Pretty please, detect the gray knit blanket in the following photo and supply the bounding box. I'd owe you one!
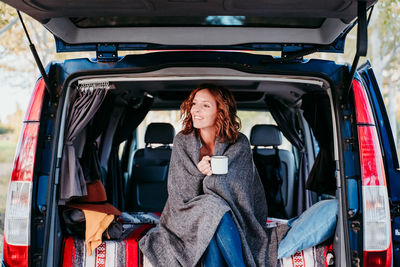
[139,131,289,267]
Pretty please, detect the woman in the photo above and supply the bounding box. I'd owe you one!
[139,84,288,267]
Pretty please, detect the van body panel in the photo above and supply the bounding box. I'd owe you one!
[54,52,348,89]
[1,46,396,267]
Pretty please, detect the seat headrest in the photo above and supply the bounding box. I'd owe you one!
[145,123,175,144]
[250,124,282,147]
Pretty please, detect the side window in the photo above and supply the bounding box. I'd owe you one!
[136,110,294,150]
[136,110,293,151]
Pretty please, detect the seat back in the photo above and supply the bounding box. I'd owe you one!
[128,123,175,212]
[250,124,295,219]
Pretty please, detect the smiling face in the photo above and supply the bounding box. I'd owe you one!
[190,89,218,132]
[181,84,241,143]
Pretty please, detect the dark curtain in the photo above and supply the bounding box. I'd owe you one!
[301,94,336,195]
[265,96,311,215]
[99,105,126,174]
[80,93,115,184]
[98,95,128,188]
[106,94,154,210]
[60,88,108,203]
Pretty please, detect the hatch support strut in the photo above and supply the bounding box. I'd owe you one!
[347,0,368,94]
[17,11,53,99]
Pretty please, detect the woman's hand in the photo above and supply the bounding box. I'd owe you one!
[197,156,212,176]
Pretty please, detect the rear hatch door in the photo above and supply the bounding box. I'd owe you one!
[358,62,400,262]
[358,62,400,202]
[2,0,377,54]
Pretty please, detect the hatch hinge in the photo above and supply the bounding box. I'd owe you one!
[96,44,118,62]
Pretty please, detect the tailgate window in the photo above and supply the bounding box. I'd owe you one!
[71,16,324,28]
[136,110,292,150]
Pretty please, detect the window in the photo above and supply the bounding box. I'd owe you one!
[71,16,324,28]
[137,110,292,151]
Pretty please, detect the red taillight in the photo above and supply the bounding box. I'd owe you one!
[353,79,392,267]
[3,78,45,267]
[11,124,40,183]
[24,78,45,122]
[3,243,29,267]
[364,242,392,267]
[353,79,375,124]
[357,126,386,186]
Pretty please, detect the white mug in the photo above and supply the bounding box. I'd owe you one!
[211,156,228,175]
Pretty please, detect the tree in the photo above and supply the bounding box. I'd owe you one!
[1,0,400,152]
[369,0,400,149]
[314,1,400,154]
[0,126,12,135]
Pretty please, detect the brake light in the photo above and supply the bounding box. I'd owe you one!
[3,78,45,267]
[25,79,45,122]
[353,79,392,267]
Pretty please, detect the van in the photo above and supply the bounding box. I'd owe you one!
[0,0,397,266]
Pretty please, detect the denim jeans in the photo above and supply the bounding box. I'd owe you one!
[203,212,246,267]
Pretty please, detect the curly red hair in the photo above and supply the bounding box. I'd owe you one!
[180,84,241,143]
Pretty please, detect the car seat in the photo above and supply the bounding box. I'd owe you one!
[127,123,175,212]
[250,124,295,219]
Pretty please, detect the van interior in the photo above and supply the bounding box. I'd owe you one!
[41,67,340,265]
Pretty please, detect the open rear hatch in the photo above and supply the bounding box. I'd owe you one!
[2,0,376,55]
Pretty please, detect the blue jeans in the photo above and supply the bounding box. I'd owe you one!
[203,213,246,267]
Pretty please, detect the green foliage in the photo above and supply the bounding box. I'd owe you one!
[0,126,13,135]
[377,0,400,55]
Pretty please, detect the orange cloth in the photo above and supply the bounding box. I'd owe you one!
[82,209,114,256]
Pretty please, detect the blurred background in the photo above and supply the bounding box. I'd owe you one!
[0,0,399,256]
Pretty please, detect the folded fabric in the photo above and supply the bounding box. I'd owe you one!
[119,212,160,225]
[278,199,338,258]
[62,224,153,267]
[82,209,114,256]
[266,217,289,228]
[279,242,334,267]
[62,208,86,238]
[143,254,154,267]
[106,219,124,240]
